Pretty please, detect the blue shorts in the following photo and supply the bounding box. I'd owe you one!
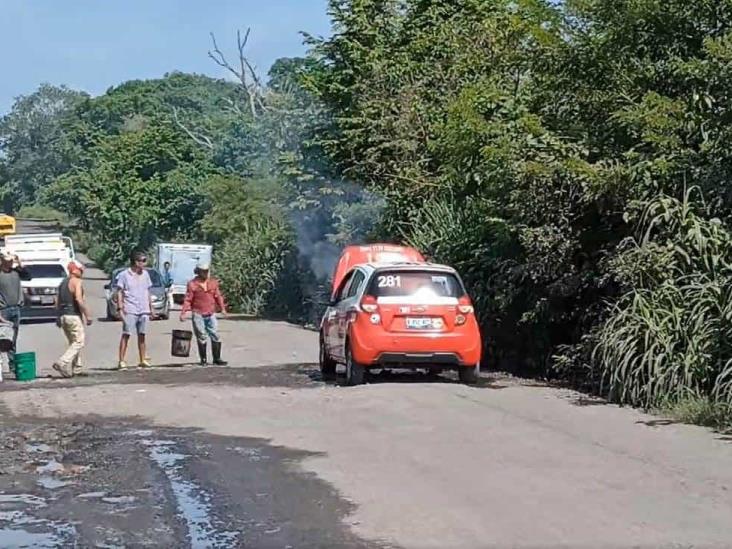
[122,313,149,336]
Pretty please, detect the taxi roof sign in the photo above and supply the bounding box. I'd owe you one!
[331,243,425,295]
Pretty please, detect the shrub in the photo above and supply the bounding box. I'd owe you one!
[16,205,69,224]
[214,218,298,317]
[591,189,732,410]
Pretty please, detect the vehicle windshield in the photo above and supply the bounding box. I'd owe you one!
[25,264,66,279]
[111,268,163,287]
[368,270,464,298]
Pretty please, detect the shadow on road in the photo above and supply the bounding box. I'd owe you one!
[568,396,608,407]
[306,366,509,389]
[20,318,56,326]
[1,363,509,392]
[0,363,323,392]
[636,419,680,427]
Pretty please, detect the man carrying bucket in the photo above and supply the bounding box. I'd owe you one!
[52,260,93,378]
[180,261,228,366]
[0,249,31,376]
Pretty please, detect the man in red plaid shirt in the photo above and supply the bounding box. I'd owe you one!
[180,261,228,366]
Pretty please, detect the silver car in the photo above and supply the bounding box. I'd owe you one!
[104,267,170,320]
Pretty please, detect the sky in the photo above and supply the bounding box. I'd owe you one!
[0,0,332,114]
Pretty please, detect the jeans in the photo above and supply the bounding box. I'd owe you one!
[192,313,220,344]
[0,306,21,369]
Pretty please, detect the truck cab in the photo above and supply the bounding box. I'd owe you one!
[4,233,75,320]
[0,215,16,238]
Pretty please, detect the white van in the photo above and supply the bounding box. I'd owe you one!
[155,243,213,305]
[4,233,75,320]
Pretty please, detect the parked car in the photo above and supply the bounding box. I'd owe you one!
[105,267,170,320]
[319,244,482,385]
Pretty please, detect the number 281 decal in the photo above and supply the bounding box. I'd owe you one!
[377,275,401,288]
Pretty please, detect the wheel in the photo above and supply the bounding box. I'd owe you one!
[106,303,116,321]
[345,343,365,386]
[160,304,170,320]
[459,363,480,385]
[319,334,336,379]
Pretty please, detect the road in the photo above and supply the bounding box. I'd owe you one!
[1,224,732,548]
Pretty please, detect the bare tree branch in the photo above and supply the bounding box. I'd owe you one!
[172,106,214,150]
[208,27,267,119]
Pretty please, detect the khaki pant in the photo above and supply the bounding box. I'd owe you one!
[58,315,85,371]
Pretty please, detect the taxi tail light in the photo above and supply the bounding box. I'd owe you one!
[360,295,378,313]
[456,296,474,326]
[458,296,474,314]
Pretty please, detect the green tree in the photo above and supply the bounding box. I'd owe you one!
[43,124,212,270]
[306,0,732,416]
[0,84,87,211]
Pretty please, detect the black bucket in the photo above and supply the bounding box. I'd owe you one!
[171,329,193,358]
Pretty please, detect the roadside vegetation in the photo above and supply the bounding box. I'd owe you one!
[1,0,731,428]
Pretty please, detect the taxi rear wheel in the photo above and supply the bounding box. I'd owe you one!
[319,335,336,379]
[345,344,365,386]
[459,363,480,385]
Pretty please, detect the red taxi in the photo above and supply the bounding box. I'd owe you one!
[319,244,482,385]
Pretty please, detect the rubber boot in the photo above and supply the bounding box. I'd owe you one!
[212,341,227,366]
[197,342,208,366]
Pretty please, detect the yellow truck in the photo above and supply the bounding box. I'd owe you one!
[0,215,16,237]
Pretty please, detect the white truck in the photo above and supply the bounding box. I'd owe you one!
[4,233,75,320]
[155,242,213,305]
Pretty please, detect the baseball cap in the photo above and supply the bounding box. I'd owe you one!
[67,260,84,273]
[196,260,210,270]
[0,249,13,262]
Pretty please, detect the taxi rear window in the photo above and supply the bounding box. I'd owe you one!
[367,270,464,298]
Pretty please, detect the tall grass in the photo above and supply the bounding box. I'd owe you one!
[592,188,732,411]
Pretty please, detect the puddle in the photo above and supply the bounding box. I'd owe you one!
[35,459,64,475]
[36,477,71,490]
[143,439,238,548]
[101,496,136,505]
[0,527,63,548]
[230,446,269,462]
[127,429,154,437]
[77,491,106,499]
[26,443,54,454]
[0,493,75,548]
[0,494,47,508]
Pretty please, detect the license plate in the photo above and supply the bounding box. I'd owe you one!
[40,296,55,305]
[406,317,432,329]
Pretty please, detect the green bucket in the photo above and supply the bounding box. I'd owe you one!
[15,352,36,382]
